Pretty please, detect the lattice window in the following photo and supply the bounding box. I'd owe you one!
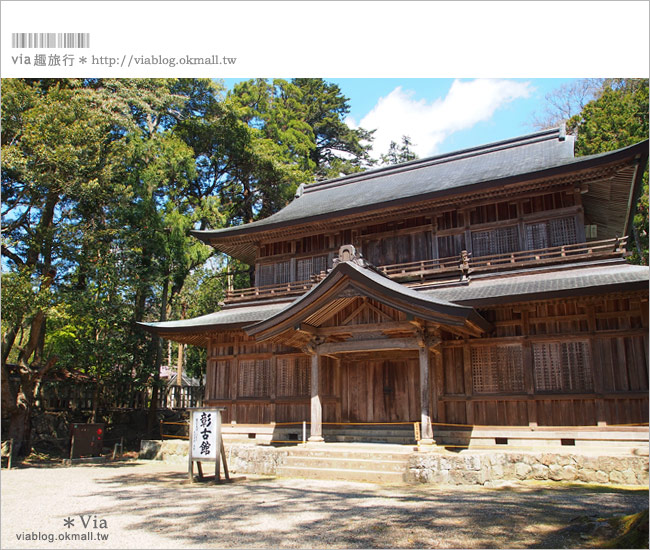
[258,264,274,287]
[533,341,593,392]
[257,261,291,286]
[471,345,524,394]
[296,255,328,282]
[277,356,311,397]
[471,226,519,257]
[495,226,519,254]
[526,217,578,251]
[274,261,290,284]
[237,359,271,397]
[549,217,578,247]
[471,231,493,258]
[525,222,549,250]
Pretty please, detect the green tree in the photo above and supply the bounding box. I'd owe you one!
[1,79,129,454]
[291,78,374,179]
[1,78,226,454]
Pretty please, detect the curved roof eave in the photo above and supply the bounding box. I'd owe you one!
[137,302,291,338]
[246,260,492,340]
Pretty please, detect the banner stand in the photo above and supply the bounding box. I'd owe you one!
[188,407,230,484]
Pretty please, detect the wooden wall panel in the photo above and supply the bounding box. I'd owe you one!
[275,402,309,423]
[443,401,467,425]
[340,359,418,422]
[442,347,465,394]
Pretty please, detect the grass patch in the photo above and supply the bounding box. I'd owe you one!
[599,509,649,549]
[484,479,649,495]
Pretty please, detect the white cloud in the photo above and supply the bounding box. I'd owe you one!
[355,79,532,161]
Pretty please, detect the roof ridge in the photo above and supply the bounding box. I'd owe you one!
[302,127,564,195]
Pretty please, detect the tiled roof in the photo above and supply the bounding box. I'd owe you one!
[194,128,577,242]
[139,302,289,332]
[423,263,649,306]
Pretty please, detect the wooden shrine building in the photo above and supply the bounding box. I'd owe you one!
[143,127,649,446]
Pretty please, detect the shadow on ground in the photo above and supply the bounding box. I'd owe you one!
[72,464,648,549]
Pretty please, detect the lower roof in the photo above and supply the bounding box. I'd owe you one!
[425,262,649,306]
[140,261,649,346]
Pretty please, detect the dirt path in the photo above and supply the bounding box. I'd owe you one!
[1,460,647,549]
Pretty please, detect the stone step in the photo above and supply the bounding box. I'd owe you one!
[277,465,406,483]
[324,427,416,435]
[325,434,415,444]
[284,455,408,473]
[323,431,415,441]
[288,447,413,461]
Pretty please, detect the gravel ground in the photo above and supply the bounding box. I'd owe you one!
[1,460,647,549]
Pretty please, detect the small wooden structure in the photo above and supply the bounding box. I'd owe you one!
[142,128,649,447]
[70,423,104,459]
[188,407,230,483]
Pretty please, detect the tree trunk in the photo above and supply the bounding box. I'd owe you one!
[6,372,37,458]
[147,274,170,437]
[7,406,31,459]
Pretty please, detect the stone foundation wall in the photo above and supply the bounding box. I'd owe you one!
[139,440,649,486]
[225,445,288,475]
[407,451,649,486]
[139,439,287,475]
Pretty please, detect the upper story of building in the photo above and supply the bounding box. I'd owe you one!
[192,127,649,304]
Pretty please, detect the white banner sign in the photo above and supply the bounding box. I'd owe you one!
[190,410,219,460]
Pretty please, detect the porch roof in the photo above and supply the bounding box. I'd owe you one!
[245,260,492,341]
[138,301,290,347]
[140,261,648,347]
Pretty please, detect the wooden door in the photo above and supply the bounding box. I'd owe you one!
[341,359,419,422]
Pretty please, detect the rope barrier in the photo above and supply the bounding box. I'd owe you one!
[321,421,417,426]
[272,422,310,426]
[160,420,648,429]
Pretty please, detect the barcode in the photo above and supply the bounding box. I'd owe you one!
[11,33,90,49]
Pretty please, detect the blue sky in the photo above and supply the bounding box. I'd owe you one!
[223,78,579,161]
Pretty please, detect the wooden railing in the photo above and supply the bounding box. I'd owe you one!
[35,380,204,411]
[380,254,465,278]
[225,274,326,303]
[469,237,628,272]
[163,385,204,409]
[224,238,628,303]
[381,237,627,281]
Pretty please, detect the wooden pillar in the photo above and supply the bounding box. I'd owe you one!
[333,356,342,423]
[309,349,324,442]
[419,345,435,444]
[434,350,444,423]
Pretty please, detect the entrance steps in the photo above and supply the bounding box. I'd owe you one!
[322,424,417,445]
[276,443,414,483]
